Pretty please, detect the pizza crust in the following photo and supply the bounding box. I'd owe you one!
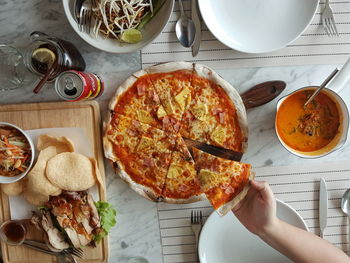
[113,160,162,202]
[217,171,256,216]
[193,63,249,153]
[108,69,148,111]
[144,61,194,74]
[162,193,206,204]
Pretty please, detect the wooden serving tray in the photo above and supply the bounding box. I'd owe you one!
[0,101,109,263]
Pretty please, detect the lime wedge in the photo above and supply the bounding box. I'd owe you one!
[32,48,56,68]
[121,29,143,44]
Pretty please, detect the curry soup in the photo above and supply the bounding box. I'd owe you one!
[276,89,340,152]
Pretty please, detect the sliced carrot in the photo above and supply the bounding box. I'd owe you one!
[16,167,24,172]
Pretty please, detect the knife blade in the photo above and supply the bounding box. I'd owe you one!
[183,137,243,161]
[191,0,201,57]
[319,178,328,238]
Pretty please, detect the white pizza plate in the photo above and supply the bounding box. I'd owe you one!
[198,0,319,54]
[199,199,309,263]
[62,0,174,53]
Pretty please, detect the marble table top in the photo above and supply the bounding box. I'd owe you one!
[1,0,350,262]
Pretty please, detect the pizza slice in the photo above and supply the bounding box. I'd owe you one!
[110,70,165,131]
[180,65,247,153]
[145,65,194,133]
[193,148,254,216]
[104,114,176,200]
[162,136,204,203]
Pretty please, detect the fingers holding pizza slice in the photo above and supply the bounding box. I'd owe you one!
[193,148,255,216]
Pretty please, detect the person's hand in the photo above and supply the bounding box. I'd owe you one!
[232,180,278,236]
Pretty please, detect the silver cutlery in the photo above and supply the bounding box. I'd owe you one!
[341,188,350,249]
[319,178,328,238]
[191,210,203,260]
[175,0,196,47]
[78,0,92,34]
[22,239,83,259]
[73,0,84,23]
[191,0,201,56]
[304,68,338,107]
[322,0,339,37]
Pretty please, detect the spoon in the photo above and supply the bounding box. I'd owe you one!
[175,0,196,47]
[304,68,338,107]
[341,189,350,242]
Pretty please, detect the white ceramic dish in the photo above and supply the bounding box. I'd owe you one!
[275,57,350,159]
[62,0,174,53]
[0,122,35,184]
[198,0,319,54]
[199,199,309,263]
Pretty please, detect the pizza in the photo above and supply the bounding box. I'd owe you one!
[104,62,250,211]
[193,148,254,216]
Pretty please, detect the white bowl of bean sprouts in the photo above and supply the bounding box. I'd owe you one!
[62,0,175,53]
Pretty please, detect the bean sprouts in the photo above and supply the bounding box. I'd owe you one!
[92,0,152,40]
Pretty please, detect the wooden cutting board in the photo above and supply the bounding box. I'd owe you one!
[0,101,109,263]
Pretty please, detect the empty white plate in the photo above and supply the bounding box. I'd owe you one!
[199,199,309,263]
[199,0,319,53]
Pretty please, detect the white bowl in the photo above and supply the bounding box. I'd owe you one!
[0,122,35,184]
[62,0,174,53]
[199,0,319,54]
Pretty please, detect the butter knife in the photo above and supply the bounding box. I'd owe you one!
[183,137,243,161]
[191,0,201,57]
[319,178,328,238]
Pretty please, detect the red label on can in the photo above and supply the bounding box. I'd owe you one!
[69,70,100,101]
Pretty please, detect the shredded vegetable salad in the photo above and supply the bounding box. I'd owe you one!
[0,127,31,177]
[92,0,164,42]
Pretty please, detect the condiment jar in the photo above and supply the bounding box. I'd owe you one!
[0,220,26,245]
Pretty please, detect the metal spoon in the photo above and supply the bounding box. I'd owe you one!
[304,68,338,107]
[175,0,196,47]
[341,188,350,249]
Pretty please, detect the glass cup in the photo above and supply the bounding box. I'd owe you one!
[0,220,26,245]
[0,45,35,91]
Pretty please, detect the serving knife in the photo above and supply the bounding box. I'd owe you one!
[184,137,243,161]
[319,178,328,238]
[183,81,286,160]
[191,0,201,57]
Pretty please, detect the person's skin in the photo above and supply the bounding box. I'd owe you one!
[232,180,350,263]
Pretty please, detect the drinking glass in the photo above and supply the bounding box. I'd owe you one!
[0,45,35,91]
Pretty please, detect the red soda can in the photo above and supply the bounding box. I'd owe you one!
[55,70,104,101]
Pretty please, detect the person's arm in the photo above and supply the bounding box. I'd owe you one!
[233,180,350,263]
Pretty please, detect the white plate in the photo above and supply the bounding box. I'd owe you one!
[199,199,309,263]
[199,0,319,54]
[8,128,99,220]
[62,0,174,53]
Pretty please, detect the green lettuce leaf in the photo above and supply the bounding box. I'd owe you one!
[94,201,117,242]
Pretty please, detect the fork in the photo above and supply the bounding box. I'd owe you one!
[78,0,92,34]
[191,210,203,260]
[23,239,84,259]
[322,0,339,37]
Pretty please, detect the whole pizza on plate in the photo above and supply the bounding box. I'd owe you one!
[103,62,252,214]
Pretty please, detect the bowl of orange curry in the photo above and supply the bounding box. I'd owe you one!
[275,87,349,158]
[0,122,35,184]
